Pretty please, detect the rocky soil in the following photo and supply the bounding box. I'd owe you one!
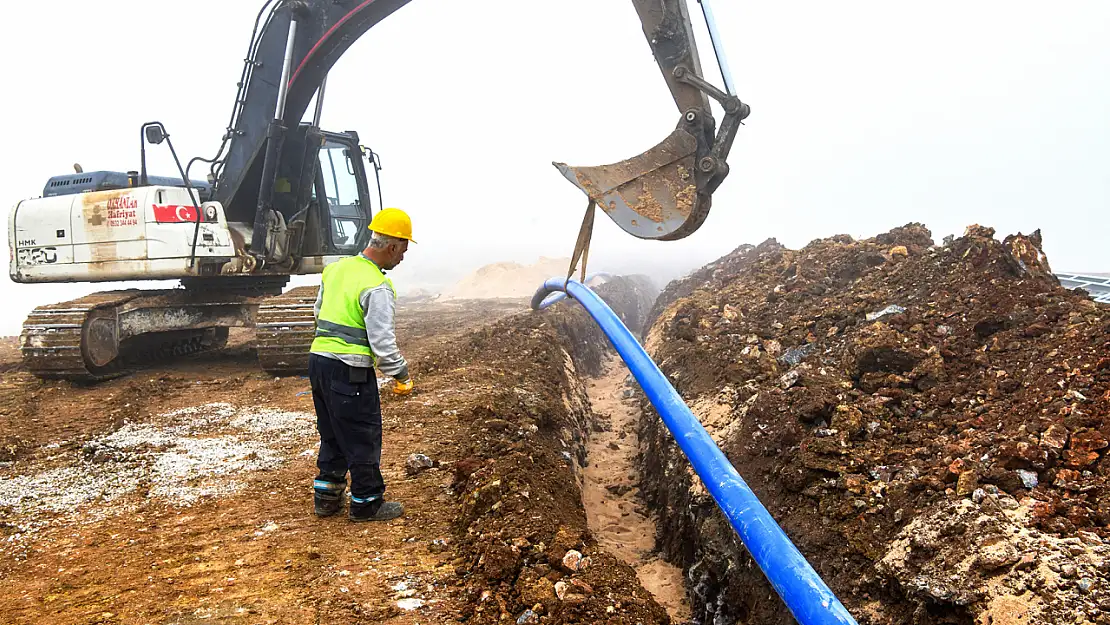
[0,281,674,625]
[638,224,1110,625]
[8,224,1105,625]
[438,275,674,624]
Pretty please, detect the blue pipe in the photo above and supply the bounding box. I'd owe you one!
[532,277,858,625]
[532,272,613,310]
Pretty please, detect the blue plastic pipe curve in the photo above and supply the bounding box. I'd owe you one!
[532,278,858,625]
[533,272,613,310]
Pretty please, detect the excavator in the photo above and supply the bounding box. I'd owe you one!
[7,0,748,381]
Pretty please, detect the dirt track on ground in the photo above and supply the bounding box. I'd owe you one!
[582,359,690,623]
[0,298,524,623]
[0,284,677,625]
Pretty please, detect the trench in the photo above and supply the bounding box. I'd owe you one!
[581,356,691,623]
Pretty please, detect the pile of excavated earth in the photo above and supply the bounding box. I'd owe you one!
[0,280,683,624]
[437,257,575,301]
[639,224,1110,625]
[0,223,1106,625]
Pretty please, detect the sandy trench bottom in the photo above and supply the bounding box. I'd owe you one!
[581,358,691,623]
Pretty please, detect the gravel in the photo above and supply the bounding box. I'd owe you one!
[0,402,316,550]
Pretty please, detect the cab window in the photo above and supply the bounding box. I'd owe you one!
[316,141,366,252]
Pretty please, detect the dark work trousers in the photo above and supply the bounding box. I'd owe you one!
[308,353,386,503]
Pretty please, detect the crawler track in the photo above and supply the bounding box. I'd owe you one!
[20,291,142,381]
[20,290,238,382]
[256,286,318,376]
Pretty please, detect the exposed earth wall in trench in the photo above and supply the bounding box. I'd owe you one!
[418,275,669,623]
[635,224,1110,625]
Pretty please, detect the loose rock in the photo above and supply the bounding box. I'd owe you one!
[956,470,979,496]
[977,539,1020,570]
[405,453,436,475]
[561,549,590,572]
[1017,469,1039,489]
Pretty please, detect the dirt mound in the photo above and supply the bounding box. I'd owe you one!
[438,257,580,301]
[0,286,674,623]
[422,274,670,623]
[595,275,660,334]
[638,223,1110,624]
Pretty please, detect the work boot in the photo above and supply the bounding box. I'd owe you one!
[313,477,347,517]
[349,496,404,522]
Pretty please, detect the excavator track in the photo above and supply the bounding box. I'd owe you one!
[20,291,143,381]
[20,290,239,382]
[256,285,319,376]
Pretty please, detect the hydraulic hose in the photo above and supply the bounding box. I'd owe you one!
[531,277,858,625]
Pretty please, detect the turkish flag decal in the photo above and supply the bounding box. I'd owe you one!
[152,204,199,223]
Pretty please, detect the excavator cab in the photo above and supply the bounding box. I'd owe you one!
[255,125,381,264]
[308,131,379,256]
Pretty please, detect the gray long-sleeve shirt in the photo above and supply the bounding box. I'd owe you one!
[311,256,409,381]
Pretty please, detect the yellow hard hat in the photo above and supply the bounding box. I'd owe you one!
[367,207,415,243]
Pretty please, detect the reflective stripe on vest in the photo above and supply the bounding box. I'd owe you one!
[310,255,395,359]
[315,319,371,347]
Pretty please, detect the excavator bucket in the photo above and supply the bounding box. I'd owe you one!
[554,127,710,241]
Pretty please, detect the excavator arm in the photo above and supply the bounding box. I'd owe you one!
[7,0,748,383]
[212,0,412,255]
[557,0,750,240]
[214,0,748,257]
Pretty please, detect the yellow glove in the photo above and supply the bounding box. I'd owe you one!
[392,378,414,396]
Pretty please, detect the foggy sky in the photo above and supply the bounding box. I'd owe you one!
[0,1,1107,335]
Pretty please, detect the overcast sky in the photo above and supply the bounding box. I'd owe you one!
[1,1,1108,335]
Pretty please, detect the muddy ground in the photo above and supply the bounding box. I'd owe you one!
[0,280,683,625]
[639,224,1110,625]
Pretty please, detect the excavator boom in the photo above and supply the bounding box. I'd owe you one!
[634,0,714,115]
[214,0,412,237]
[217,0,747,249]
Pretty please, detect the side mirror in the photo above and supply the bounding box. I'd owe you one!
[145,126,166,145]
[362,146,382,171]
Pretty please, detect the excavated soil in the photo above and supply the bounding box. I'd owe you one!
[428,276,672,624]
[437,258,574,301]
[11,224,1105,625]
[0,278,679,625]
[638,224,1110,625]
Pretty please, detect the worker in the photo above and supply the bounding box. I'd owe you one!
[308,207,415,522]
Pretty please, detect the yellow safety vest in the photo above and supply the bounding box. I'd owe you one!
[310,255,396,360]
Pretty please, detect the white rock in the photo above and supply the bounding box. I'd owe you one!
[397,598,425,610]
